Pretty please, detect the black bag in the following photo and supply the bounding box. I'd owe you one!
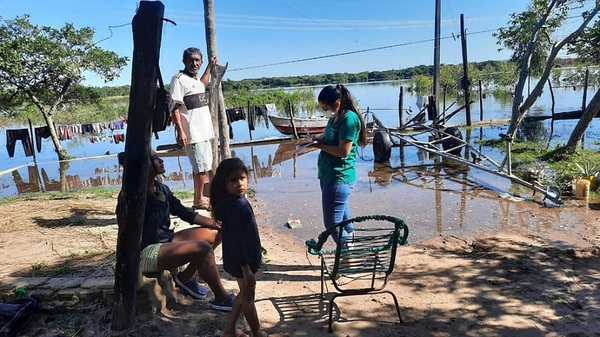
[152,65,171,134]
[0,298,38,337]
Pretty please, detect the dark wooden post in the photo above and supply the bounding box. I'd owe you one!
[27,118,37,164]
[460,14,471,126]
[247,100,253,140]
[478,80,483,121]
[582,68,589,111]
[111,1,163,331]
[288,100,298,139]
[398,86,404,129]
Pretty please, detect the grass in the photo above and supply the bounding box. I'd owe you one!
[0,186,199,205]
[0,187,120,205]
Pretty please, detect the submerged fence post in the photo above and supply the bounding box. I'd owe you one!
[247,99,253,141]
[478,80,483,121]
[582,68,589,111]
[27,118,37,164]
[398,86,404,129]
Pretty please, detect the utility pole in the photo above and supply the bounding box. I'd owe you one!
[460,14,472,126]
[432,0,441,119]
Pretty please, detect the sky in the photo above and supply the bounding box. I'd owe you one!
[0,0,587,87]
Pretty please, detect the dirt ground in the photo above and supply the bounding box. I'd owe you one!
[1,193,600,337]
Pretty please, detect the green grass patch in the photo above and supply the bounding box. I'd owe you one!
[0,187,119,205]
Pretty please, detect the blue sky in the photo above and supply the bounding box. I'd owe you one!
[0,0,554,86]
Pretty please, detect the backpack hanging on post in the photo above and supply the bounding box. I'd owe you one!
[152,63,171,138]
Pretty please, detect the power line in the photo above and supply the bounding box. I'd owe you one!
[228,28,499,72]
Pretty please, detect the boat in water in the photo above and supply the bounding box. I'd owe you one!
[268,115,329,136]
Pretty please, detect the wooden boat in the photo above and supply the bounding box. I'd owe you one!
[268,114,329,136]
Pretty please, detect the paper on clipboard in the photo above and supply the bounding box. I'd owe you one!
[294,141,318,155]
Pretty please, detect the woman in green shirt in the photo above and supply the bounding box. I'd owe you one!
[312,84,367,243]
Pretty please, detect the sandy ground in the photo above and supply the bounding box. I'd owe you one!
[0,193,599,337]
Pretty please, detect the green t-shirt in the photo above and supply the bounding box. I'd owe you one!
[317,111,361,184]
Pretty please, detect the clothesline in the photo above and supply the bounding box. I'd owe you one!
[4,119,128,158]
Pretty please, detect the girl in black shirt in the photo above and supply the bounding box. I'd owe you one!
[210,158,266,337]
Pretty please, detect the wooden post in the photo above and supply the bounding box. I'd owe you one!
[247,100,253,140]
[111,1,163,331]
[398,86,404,129]
[478,80,483,121]
[460,14,471,126]
[288,100,298,139]
[442,84,447,121]
[27,118,37,164]
[582,68,589,111]
[432,0,441,118]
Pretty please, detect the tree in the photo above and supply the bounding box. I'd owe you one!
[0,15,127,160]
[494,0,599,140]
[565,18,600,150]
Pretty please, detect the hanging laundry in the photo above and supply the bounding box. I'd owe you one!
[226,107,246,123]
[92,123,102,133]
[6,129,33,158]
[113,133,125,144]
[81,124,94,134]
[34,126,51,153]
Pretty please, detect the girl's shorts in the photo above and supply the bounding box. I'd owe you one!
[140,243,163,273]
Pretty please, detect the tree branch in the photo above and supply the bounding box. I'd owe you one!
[48,78,73,115]
[520,3,600,113]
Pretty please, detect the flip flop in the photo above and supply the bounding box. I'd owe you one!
[192,203,212,211]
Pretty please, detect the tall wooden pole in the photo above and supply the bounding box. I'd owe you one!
[432,0,441,118]
[111,1,163,331]
[460,14,471,126]
[204,0,230,170]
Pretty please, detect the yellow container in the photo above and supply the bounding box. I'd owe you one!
[575,178,590,200]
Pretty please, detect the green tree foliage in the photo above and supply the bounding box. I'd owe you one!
[224,88,318,116]
[494,0,570,77]
[493,0,599,140]
[0,15,128,159]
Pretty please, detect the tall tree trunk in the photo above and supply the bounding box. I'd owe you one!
[204,0,230,172]
[26,91,68,160]
[507,2,599,139]
[566,89,600,150]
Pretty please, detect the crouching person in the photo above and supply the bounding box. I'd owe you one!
[116,148,235,311]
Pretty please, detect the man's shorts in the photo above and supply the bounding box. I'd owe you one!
[140,243,163,273]
[184,140,213,173]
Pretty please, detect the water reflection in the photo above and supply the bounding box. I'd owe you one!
[9,161,123,195]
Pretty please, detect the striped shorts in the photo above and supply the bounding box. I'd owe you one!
[139,243,163,273]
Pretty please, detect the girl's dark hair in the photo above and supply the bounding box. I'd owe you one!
[182,47,202,61]
[209,158,249,217]
[318,84,367,146]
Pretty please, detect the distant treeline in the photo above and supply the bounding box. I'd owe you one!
[87,58,594,98]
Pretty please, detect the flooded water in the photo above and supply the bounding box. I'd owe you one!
[1,82,598,243]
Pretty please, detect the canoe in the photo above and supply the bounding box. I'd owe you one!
[268,115,329,136]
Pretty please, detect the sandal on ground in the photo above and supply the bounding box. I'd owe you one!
[192,203,212,211]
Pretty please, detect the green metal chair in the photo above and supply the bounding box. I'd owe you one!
[305,215,409,332]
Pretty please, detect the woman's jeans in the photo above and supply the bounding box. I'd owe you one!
[320,180,355,244]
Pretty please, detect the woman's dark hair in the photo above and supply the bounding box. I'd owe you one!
[318,84,367,146]
[182,47,202,61]
[209,158,249,217]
